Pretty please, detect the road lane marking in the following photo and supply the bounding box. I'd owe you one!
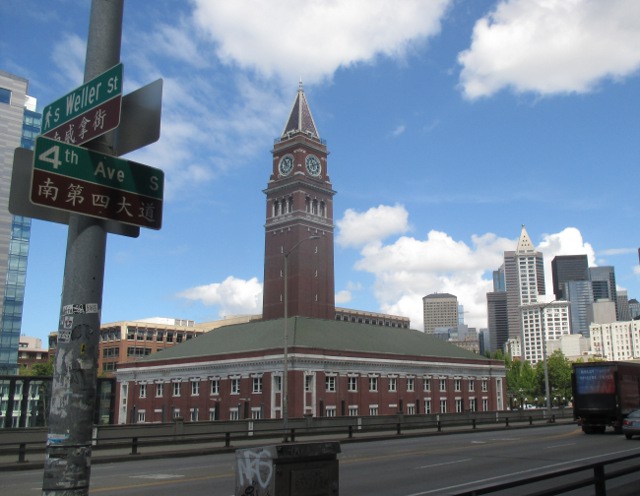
[130,474,185,480]
[415,458,472,470]
[545,442,576,449]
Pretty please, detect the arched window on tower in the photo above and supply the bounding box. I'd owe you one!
[305,196,311,213]
[312,199,318,215]
[320,201,326,217]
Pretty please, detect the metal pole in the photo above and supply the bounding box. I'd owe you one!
[282,235,319,441]
[540,300,558,421]
[42,1,123,494]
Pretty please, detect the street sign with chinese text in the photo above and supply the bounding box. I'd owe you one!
[41,63,123,145]
[31,136,163,229]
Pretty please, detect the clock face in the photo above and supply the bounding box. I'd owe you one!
[278,155,294,176]
[305,155,322,177]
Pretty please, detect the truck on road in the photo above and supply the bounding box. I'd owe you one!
[572,361,640,434]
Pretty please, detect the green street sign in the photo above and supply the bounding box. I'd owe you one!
[31,136,164,229]
[42,63,123,135]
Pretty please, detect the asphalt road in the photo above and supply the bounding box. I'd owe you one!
[5,424,640,495]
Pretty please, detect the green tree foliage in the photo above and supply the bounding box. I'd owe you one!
[534,350,573,405]
[20,358,54,376]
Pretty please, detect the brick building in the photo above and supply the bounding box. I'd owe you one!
[116,317,505,423]
[115,84,506,424]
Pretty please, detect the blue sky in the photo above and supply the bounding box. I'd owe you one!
[3,0,640,342]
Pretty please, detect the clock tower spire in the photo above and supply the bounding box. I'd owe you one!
[262,84,336,321]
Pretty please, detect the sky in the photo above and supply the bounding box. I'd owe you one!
[2,0,640,343]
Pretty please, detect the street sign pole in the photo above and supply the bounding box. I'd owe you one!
[42,1,122,494]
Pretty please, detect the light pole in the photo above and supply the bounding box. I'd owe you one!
[283,235,319,441]
[539,299,559,420]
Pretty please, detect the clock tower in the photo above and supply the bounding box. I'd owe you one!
[262,83,336,320]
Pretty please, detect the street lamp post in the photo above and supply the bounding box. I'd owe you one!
[283,235,319,441]
[539,299,559,420]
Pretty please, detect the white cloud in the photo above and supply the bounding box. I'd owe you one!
[335,290,352,305]
[177,276,263,317]
[338,207,599,330]
[191,0,452,83]
[458,0,640,99]
[336,204,410,248]
[390,125,406,138]
[51,34,85,88]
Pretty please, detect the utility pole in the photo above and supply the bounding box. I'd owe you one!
[42,1,123,494]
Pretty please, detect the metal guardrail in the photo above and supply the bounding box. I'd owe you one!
[0,411,564,465]
[449,451,640,496]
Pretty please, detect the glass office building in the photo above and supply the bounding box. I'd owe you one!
[0,71,40,375]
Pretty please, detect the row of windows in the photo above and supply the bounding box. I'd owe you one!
[136,376,489,399]
[134,396,493,424]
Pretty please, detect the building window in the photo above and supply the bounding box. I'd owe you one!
[348,406,358,417]
[304,375,313,392]
[0,88,11,104]
[482,379,488,392]
[369,405,378,416]
[231,378,240,395]
[209,408,217,421]
[424,399,432,414]
[439,379,447,392]
[454,379,461,392]
[407,378,415,392]
[482,398,489,411]
[172,382,181,397]
[229,408,239,421]
[469,398,477,412]
[190,407,199,422]
[348,377,358,392]
[423,379,431,392]
[407,403,416,415]
[210,379,220,395]
[253,377,263,394]
[191,381,200,396]
[468,380,475,392]
[139,384,146,399]
[137,410,146,423]
[369,377,378,392]
[173,408,181,419]
[455,398,463,413]
[273,376,282,393]
[325,376,336,392]
[252,408,262,420]
[326,406,336,417]
[440,399,447,413]
[388,377,397,392]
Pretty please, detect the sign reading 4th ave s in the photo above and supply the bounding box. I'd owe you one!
[31,136,164,229]
[42,63,123,146]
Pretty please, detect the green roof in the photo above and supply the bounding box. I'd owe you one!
[139,317,486,363]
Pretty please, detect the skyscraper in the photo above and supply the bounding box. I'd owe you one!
[551,255,589,300]
[493,226,570,363]
[590,266,618,319]
[0,71,40,374]
[422,293,458,333]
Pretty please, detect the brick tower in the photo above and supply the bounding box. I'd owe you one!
[262,83,336,320]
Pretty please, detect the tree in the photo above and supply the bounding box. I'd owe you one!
[535,350,572,406]
[20,358,54,377]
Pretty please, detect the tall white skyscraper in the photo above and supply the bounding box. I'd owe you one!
[499,226,570,363]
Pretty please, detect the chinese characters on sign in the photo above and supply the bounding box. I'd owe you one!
[41,63,123,146]
[31,136,164,229]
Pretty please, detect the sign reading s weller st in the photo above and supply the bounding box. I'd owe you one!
[41,63,123,146]
[31,136,163,229]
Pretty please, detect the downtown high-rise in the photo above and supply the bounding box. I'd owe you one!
[0,71,40,374]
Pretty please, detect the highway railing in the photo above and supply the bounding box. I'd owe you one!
[0,409,571,467]
[448,451,640,496]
